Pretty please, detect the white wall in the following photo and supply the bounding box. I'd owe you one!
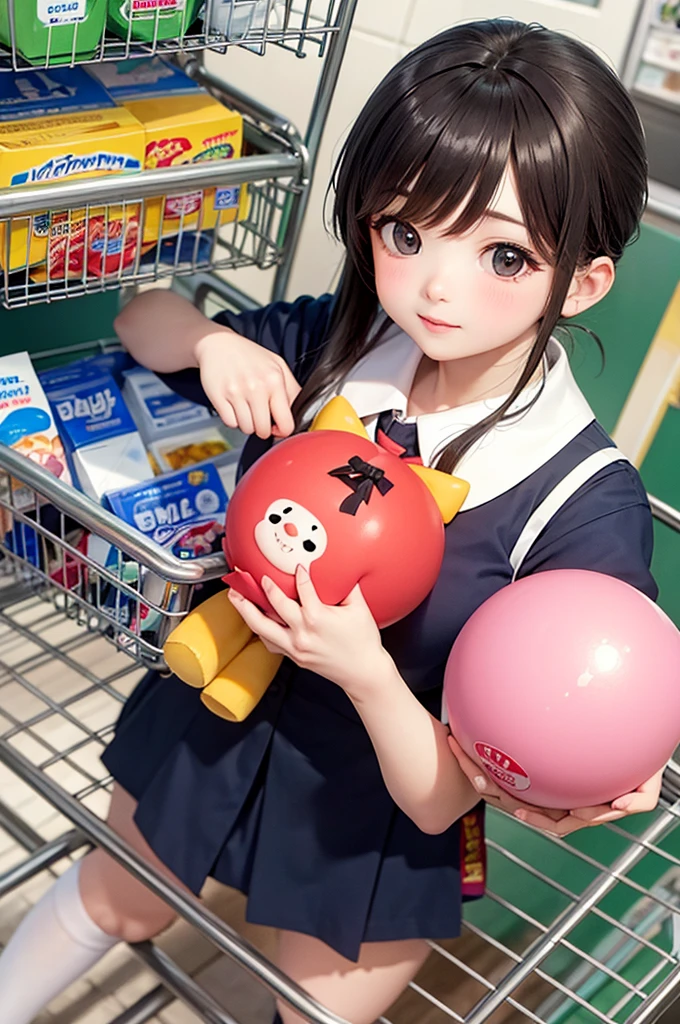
[209,0,641,305]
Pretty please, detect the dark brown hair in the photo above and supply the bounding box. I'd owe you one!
[291,19,647,471]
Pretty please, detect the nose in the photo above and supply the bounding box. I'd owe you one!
[284,522,298,537]
[421,249,457,303]
[423,270,453,303]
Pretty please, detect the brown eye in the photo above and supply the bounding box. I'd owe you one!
[381,220,421,256]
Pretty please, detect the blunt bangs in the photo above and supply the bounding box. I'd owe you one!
[350,63,578,267]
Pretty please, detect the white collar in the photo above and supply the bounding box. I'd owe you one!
[311,321,596,510]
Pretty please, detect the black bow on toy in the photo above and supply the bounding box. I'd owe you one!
[328,455,394,515]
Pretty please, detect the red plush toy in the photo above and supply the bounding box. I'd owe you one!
[164,397,469,720]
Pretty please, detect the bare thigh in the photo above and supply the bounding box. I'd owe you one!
[276,929,431,1024]
[79,782,192,943]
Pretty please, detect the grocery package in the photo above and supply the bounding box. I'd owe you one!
[79,348,138,386]
[41,363,153,502]
[0,0,107,67]
[0,351,71,508]
[105,461,228,560]
[206,0,285,40]
[124,92,247,246]
[122,365,214,445]
[149,423,243,474]
[0,67,114,122]
[0,105,145,275]
[106,0,203,43]
[86,56,202,102]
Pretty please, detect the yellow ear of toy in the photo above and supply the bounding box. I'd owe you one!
[408,464,470,524]
[310,395,370,438]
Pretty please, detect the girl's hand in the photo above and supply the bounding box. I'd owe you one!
[195,330,300,440]
[227,565,391,695]
[447,735,663,837]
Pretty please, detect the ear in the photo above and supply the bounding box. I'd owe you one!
[561,256,615,319]
[408,464,469,524]
[310,395,370,438]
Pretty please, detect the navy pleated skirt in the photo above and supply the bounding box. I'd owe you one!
[101,660,479,961]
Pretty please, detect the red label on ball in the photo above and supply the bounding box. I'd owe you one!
[474,742,531,792]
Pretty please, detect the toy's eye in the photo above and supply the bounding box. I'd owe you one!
[269,513,282,524]
[303,540,316,552]
[283,506,293,514]
[311,525,318,531]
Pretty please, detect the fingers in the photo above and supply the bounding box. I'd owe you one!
[249,396,276,441]
[447,735,503,800]
[261,575,303,629]
[341,582,370,609]
[269,386,295,438]
[295,565,323,613]
[611,770,664,813]
[446,735,584,832]
[278,359,302,407]
[227,589,290,651]
[206,393,239,431]
[213,385,293,440]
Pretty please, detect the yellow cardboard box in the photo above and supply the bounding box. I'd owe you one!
[124,93,248,246]
[0,108,145,275]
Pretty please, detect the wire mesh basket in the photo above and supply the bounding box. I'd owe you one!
[1,596,680,1024]
[0,0,345,70]
[0,434,229,668]
[0,66,307,308]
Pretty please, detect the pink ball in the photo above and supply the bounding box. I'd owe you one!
[445,570,680,809]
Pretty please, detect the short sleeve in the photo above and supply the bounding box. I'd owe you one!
[517,461,658,600]
[157,293,335,408]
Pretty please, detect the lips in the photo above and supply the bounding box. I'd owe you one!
[274,531,294,554]
[418,314,459,329]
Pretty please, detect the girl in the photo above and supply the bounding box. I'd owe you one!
[0,18,665,1024]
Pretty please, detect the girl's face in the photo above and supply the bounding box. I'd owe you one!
[369,171,554,368]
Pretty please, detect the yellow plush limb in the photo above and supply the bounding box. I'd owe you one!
[408,464,470,524]
[310,395,370,438]
[163,589,252,688]
[201,639,283,721]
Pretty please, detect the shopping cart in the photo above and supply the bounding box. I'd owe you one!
[0,352,680,1024]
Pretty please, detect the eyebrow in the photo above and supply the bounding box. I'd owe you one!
[484,210,526,228]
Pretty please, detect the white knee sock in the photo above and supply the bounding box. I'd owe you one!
[0,859,119,1023]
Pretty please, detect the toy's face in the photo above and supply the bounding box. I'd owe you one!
[254,498,328,574]
[224,430,446,627]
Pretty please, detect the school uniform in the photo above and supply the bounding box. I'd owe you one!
[101,294,656,962]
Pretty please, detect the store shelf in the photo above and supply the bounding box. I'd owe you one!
[0,0,344,70]
[632,81,680,110]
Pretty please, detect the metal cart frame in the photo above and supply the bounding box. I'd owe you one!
[1,6,680,1024]
[0,0,357,309]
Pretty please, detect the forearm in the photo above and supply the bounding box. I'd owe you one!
[347,656,479,834]
[114,289,237,373]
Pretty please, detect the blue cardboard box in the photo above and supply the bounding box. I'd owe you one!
[105,462,228,559]
[0,67,115,122]
[41,365,152,501]
[86,58,202,102]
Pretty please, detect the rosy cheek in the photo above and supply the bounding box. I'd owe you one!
[373,251,411,303]
[371,236,411,294]
[477,274,547,322]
